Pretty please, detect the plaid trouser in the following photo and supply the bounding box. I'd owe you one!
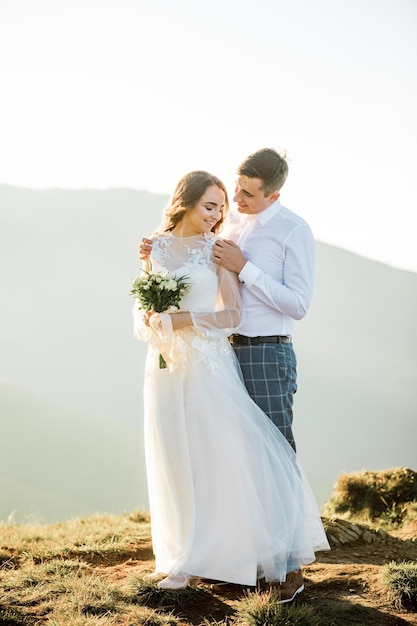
[232,342,298,451]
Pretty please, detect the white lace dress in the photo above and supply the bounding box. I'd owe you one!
[133,233,329,585]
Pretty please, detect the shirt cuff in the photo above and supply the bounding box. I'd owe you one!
[238,261,262,286]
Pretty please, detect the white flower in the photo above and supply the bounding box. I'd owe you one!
[165,279,178,291]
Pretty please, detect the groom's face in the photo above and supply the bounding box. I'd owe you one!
[233,175,279,215]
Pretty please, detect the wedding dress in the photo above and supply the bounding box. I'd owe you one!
[133,232,329,586]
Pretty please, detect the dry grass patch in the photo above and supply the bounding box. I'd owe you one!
[323,466,417,528]
[231,590,323,626]
[380,560,417,611]
[0,511,155,626]
[0,510,150,566]
[129,578,202,610]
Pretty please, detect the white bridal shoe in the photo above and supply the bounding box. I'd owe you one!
[157,573,199,590]
[143,571,165,582]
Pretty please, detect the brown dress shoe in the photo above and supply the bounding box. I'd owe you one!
[269,570,304,603]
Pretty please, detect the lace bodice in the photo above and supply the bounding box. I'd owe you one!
[150,234,219,312]
[151,233,216,271]
[133,233,242,374]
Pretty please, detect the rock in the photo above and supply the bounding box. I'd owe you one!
[362,530,376,543]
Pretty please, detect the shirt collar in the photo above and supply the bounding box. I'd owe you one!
[254,198,282,225]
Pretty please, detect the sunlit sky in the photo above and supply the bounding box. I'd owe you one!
[1,0,416,272]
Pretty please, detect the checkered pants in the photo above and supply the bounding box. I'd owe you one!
[232,342,298,451]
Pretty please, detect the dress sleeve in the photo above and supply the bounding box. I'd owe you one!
[190,265,242,334]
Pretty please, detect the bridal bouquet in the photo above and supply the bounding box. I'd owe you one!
[131,268,190,368]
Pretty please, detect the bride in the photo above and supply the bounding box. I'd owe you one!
[133,170,329,592]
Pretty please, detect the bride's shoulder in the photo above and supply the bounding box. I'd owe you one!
[198,233,219,255]
[151,233,173,259]
[189,233,216,264]
[202,232,219,246]
[152,232,170,242]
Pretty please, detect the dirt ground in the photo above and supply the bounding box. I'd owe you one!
[98,519,417,626]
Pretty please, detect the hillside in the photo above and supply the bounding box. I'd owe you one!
[0,379,148,522]
[1,185,416,520]
[294,243,417,503]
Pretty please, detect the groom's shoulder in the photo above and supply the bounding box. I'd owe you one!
[278,203,311,230]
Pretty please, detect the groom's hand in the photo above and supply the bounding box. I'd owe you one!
[213,239,247,274]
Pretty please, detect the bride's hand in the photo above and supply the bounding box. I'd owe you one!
[147,311,165,335]
[139,238,153,260]
[143,310,157,328]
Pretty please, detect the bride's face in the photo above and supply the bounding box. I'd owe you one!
[180,185,225,236]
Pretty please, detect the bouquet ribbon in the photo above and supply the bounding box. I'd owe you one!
[149,311,187,373]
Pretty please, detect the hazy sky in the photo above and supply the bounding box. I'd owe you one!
[1,0,416,271]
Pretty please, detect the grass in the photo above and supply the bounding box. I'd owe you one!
[0,510,151,569]
[130,578,203,609]
[380,560,417,610]
[1,512,332,626]
[322,466,417,527]
[1,468,417,625]
[232,591,323,625]
[0,510,172,626]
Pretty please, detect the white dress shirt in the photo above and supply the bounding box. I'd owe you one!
[223,200,315,337]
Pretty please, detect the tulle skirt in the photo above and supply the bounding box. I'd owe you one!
[143,332,329,586]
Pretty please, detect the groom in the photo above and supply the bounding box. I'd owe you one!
[140,148,316,603]
[212,148,315,603]
[212,148,315,453]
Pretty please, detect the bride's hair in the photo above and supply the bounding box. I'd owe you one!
[154,171,229,235]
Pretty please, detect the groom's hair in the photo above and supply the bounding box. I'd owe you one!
[237,148,288,196]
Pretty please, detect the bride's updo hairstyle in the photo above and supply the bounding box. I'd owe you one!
[154,170,229,235]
